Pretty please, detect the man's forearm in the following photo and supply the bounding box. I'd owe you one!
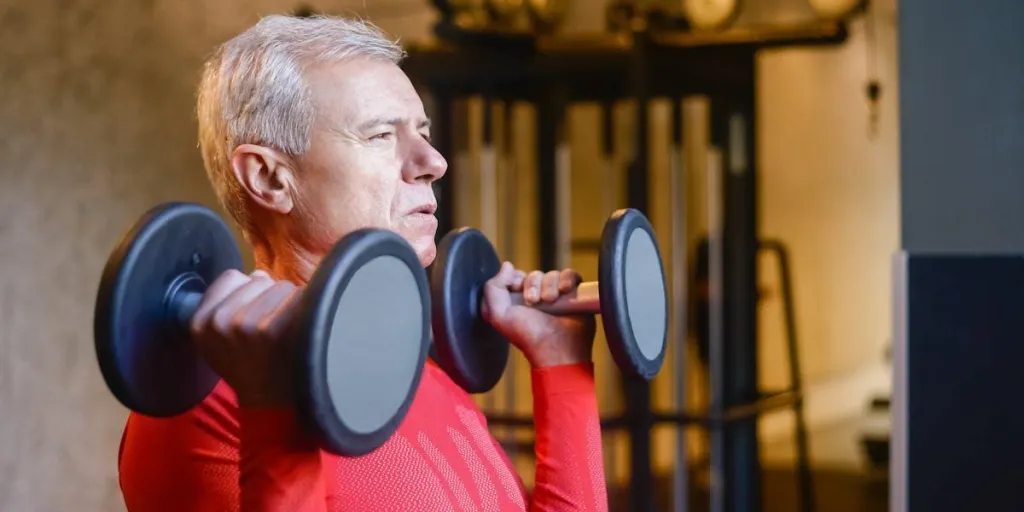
[528,363,609,512]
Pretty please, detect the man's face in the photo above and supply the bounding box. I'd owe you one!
[292,58,446,267]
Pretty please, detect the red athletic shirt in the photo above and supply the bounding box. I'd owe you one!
[118,359,608,511]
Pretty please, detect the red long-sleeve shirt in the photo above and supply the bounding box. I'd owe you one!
[118,360,608,511]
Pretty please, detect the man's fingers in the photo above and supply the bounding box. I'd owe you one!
[482,263,517,323]
[508,269,527,293]
[483,261,517,298]
[235,281,300,340]
[540,270,561,303]
[522,271,545,305]
[258,285,305,342]
[558,269,583,293]
[211,276,276,336]
[190,269,251,334]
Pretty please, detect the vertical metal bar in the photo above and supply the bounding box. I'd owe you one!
[602,101,617,213]
[453,99,472,229]
[713,83,762,512]
[481,97,498,415]
[624,34,654,512]
[726,99,761,512]
[428,92,454,366]
[761,240,816,512]
[432,93,454,242]
[889,252,908,512]
[708,101,728,512]
[669,97,689,512]
[536,92,562,272]
[555,113,573,270]
[599,100,619,484]
[500,101,519,457]
[481,98,499,243]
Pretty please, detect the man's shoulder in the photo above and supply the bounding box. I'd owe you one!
[419,362,478,407]
[122,380,240,448]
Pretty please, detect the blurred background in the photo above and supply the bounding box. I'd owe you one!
[1,0,1021,511]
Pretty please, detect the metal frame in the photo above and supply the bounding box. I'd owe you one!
[410,20,848,512]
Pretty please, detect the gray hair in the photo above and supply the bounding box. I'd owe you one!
[196,14,406,235]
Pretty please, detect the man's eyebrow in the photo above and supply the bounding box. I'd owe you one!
[358,117,432,130]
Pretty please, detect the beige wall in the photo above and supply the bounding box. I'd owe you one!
[0,0,898,509]
[0,1,434,510]
[754,1,900,460]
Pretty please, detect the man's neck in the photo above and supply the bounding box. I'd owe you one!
[252,239,319,285]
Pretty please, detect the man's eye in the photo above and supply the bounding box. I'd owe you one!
[371,132,394,141]
[421,132,432,144]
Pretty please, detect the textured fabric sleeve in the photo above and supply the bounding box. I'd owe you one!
[528,362,609,512]
[119,399,241,511]
[117,384,328,512]
[238,409,329,512]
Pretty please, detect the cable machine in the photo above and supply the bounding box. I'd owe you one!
[403,4,848,510]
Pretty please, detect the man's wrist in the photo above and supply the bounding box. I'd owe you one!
[527,350,592,369]
[524,339,593,369]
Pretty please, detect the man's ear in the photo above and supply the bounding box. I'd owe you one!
[230,144,297,215]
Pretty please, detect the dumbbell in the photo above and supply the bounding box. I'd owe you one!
[430,208,668,393]
[93,202,430,456]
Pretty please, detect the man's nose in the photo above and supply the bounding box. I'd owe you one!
[406,137,448,183]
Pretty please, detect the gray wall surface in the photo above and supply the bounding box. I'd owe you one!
[894,2,1024,510]
[0,1,433,510]
[899,0,1024,252]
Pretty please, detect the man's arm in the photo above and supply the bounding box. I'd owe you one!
[118,383,328,512]
[527,362,609,512]
[238,409,329,511]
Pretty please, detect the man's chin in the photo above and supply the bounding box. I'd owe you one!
[417,243,437,269]
[394,228,436,267]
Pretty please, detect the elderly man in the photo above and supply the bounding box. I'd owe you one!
[117,14,609,512]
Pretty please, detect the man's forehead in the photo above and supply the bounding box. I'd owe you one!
[306,60,426,128]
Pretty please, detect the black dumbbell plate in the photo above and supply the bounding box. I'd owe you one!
[298,229,431,456]
[94,202,242,417]
[430,228,510,394]
[600,209,668,381]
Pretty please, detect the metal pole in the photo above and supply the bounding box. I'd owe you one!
[431,92,454,242]
[481,98,499,243]
[599,100,619,484]
[453,98,471,229]
[670,97,690,512]
[624,33,655,512]
[555,109,572,270]
[712,87,762,512]
[500,101,519,456]
[536,91,563,276]
[427,91,453,366]
[708,102,727,512]
[481,97,498,415]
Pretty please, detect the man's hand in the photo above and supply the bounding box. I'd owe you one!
[481,262,597,369]
[189,269,303,408]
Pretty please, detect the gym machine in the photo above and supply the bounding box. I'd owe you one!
[403,2,849,511]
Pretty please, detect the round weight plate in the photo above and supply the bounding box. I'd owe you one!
[430,228,510,394]
[300,229,431,456]
[94,202,242,417]
[599,209,668,381]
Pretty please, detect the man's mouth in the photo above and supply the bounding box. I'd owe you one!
[410,203,437,216]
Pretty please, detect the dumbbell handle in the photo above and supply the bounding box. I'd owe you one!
[509,281,600,315]
[169,290,204,331]
[164,275,207,332]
